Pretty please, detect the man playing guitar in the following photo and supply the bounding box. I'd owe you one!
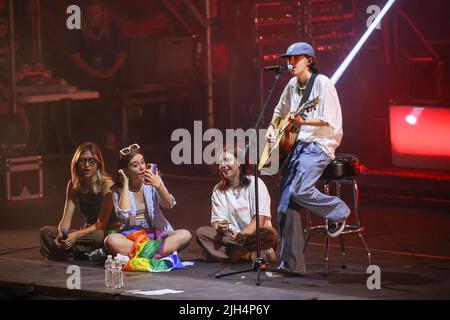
[265,42,350,275]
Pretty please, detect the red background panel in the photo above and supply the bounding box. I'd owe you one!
[390,106,450,157]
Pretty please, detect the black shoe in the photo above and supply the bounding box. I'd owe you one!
[326,220,346,238]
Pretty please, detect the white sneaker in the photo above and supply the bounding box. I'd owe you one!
[116,253,130,266]
[86,248,106,261]
[326,220,346,238]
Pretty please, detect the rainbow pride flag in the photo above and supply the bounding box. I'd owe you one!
[122,229,185,272]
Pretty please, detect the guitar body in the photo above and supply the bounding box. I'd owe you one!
[278,121,300,166]
[258,96,320,173]
[258,114,299,172]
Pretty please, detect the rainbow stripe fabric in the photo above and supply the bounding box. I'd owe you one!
[122,229,185,272]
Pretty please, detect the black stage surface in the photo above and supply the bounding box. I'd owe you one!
[1,149,449,300]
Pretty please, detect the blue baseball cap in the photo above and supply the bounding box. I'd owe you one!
[280,42,315,58]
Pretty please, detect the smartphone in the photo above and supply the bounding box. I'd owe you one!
[147,163,158,174]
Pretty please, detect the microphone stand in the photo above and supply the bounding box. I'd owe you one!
[215,67,284,286]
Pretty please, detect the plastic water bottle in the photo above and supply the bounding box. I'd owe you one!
[113,257,124,288]
[104,255,114,287]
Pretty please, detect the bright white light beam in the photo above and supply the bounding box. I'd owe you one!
[331,0,397,85]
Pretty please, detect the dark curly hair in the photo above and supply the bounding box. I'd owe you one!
[307,56,319,74]
[217,145,251,192]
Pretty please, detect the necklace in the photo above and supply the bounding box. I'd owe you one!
[297,73,312,92]
[230,184,241,199]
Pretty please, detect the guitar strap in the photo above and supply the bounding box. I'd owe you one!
[298,73,318,116]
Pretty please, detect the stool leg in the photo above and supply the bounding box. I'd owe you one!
[303,231,311,253]
[323,182,331,274]
[351,179,361,227]
[324,237,330,275]
[306,209,312,228]
[357,233,372,266]
[336,181,341,198]
[303,210,312,253]
[339,235,346,269]
[323,182,330,195]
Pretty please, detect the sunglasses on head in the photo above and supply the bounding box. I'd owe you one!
[120,143,140,156]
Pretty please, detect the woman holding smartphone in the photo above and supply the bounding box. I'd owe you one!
[104,144,191,260]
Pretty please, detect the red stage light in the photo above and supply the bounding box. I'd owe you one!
[390,105,450,170]
[390,106,450,157]
[405,115,417,125]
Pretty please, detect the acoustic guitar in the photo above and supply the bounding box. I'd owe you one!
[258,96,320,172]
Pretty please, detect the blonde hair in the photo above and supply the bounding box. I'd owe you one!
[81,0,111,42]
[71,142,111,194]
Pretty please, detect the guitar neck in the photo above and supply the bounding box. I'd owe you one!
[292,97,319,118]
[293,105,307,118]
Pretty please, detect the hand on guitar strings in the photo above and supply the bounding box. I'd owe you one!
[265,125,276,143]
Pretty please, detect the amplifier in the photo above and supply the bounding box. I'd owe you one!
[2,156,44,201]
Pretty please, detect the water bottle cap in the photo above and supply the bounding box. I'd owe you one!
[107,255,112,258]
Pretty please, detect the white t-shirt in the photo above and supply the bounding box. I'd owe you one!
[273,74,343,160]
[211,176,272,233]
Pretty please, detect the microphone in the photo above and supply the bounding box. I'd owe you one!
[62,228,69,240]
[263,65,292,72]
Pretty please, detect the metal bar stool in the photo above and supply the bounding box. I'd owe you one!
[303,154,372,275]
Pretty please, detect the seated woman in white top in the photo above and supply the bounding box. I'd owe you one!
[104,144,191,259]
[196,146,279,263]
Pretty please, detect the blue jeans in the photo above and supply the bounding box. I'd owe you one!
[278,141,350,272]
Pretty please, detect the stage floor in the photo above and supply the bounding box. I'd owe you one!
[1,235,449,300]
[1,152,450,300]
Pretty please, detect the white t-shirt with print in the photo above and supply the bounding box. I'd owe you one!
[211,176,272,233]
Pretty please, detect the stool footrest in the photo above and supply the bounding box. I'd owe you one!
[305,224,365,235]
